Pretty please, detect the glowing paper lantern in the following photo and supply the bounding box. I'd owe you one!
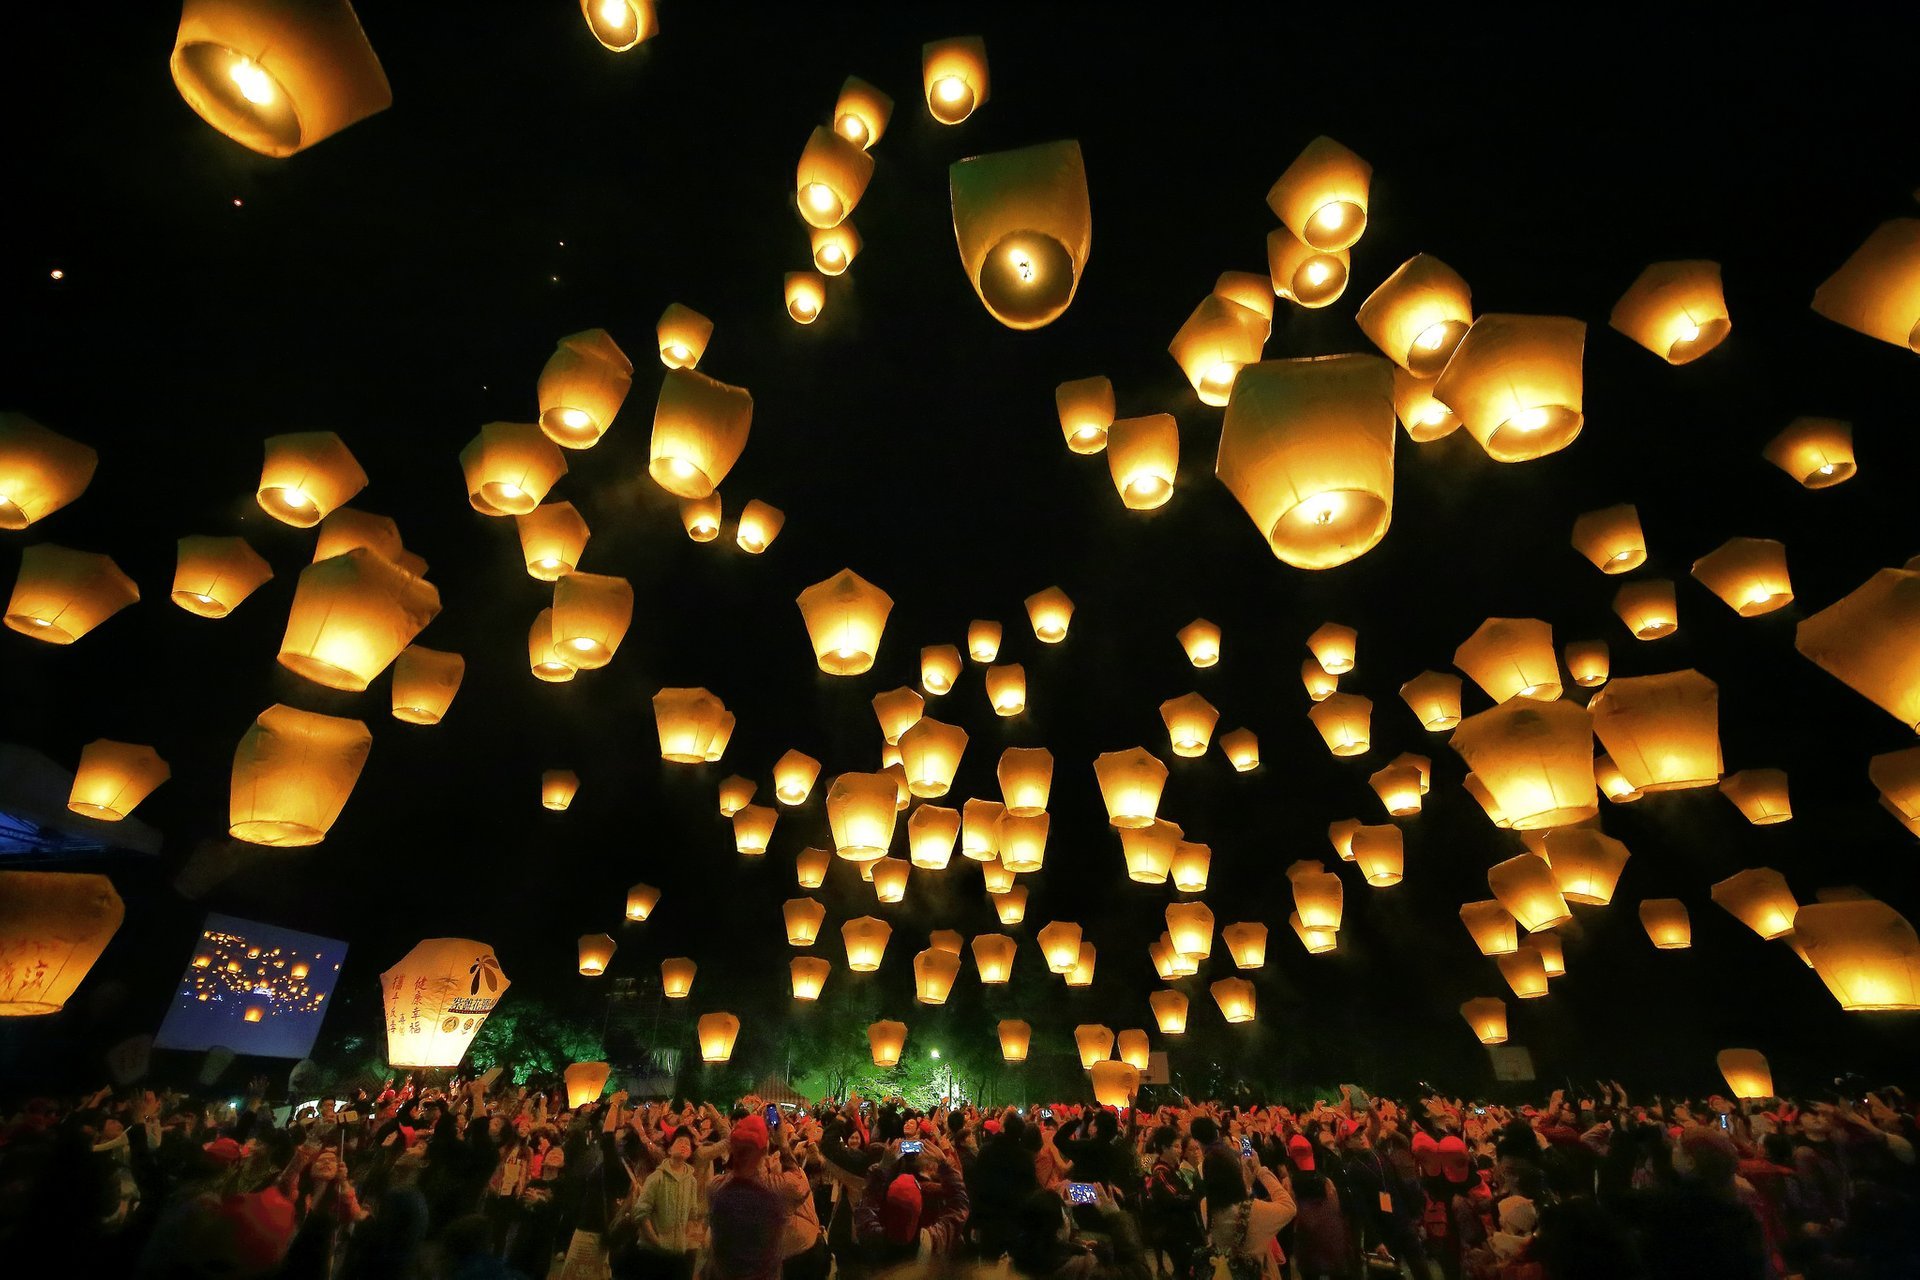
[1173,619,1222,669]
[1450,699,1597,830]
[984,664,1027,716]
[812,222,861,279]
[1307,623,1358,675]
[0,414,95,530]
[314,506,417,574]
[1613,580,1679,641]
[255,431,365,528]
[841,916,892,972]
[68,741,168,821]
[583,0,654,49]
[1460,900,1518,956]
[727,501,784,558]
[898,717,967,798]
[650,368,753,499]
[1456,618,1561,703]
[1219,728,1260,772]
[542,770,579,812]
[1073,1023,1114,1069]
[1171,293,1269,406]
[733,805,777,856]
[1460,997,1508,1045]
[832,75,892,148]
[1690,537,1792,617]
[795,847,830,890]
[1160,693,1220,759]
[1357,254,1473,374]
[458,423,564,517]
[1542,829,1629,906]
[1570,505,1646,575]
[1791,899,1920,1011]
[1718,1049,1773,1100]
[577,933,614,976]
[928,930,964,957]
[4,545,138,644]
[1871,749,1920,833]
[379,939,507,1067]
[0,871,122,1018]
[1565,641,1610,690]
[1810,218,1920,352]
[277,550,440,691]
[990,885,1028,925]
[1393,367,1462,443]
[1369,761,1423,817]
[1291,862,1344,931]
[1117,1029,1150,1070]
[229,705,370,847]
[547,572,632,672]
[1024,586,1074,643]
[790,957,829,1001]
[1720,769,1791,825]
[797,569,892,676]
[922,36,989,125]
[169,534,270,619]
[1796,569,1920,731]
[972,933,1016,983]
[1222,922,1267,969]
[907,805,959,870]
[1266,229,1348,308]
[1056,376,1115,454]
[718,775,756,817]
[625,883,660,922]
[1638,899,1691,949]
[766,750,819,807]
[1595,754,1641,804]
[998,1018,1031,1061]
[1433,315,1586,463]
[1150,989,1188,1034]
[1327,819,1361,862]
[1210,978,1256,1024]
[1216,354,1396,569]
[1610,260,1731,363]
[783,898,825,947]
[963,799,1005,860]
[921,644,962,696]
[661,957,697,998]
[510,504,588,582]
[538,329,631,449]
[1170,841,1211,893]
[1711,869,1798,941]
[1120,820,1180,884]
[1350,825,1404,887]
[1161,933,1198,977]
[966,622,1003,664]
[989,750,1050,818]
[1308,694,1373,757]
[651,688,728,764]
[1166,901,1214,958]
[528,608,574,683]
[785,272,826,325]
[870,858,910,904]
[698,1011,739,1062]
[1488,855,1571,932]
[171,0,390,157]
[1291,912,1338,954]
[1106,414,1179,510]
[1399,671,1462,731]
[1461,773,1511,828]
[1765,417,1855,489]
[1590,670,1721,792]
[1090,1061,1138,1107]
[949,140,1091,331]
[796,126,873,230]
[1094,748,1168,828]
[1038,921,1083,975]
[1498,946,1550,999]
[682,494,724,542]
[1267,135,1370,250]
[656,303,712,370]
[1066,943,1097,987]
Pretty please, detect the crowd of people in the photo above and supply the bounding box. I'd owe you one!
[3,1071,1917,1280]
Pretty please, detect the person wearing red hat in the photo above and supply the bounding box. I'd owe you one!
[706,1114,787,1280]
[1285,1134,1351,1280]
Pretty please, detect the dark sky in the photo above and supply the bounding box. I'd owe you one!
[3,4,1918,1095]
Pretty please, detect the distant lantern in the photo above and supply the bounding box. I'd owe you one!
[962,798,1005,860]
[841,916,892,972]
[1460,997,1509,1045]
[1308,693,1373,757]
[378,939,508,1068]
[1166,901,1214,958]
[1267,135,1370,250]
[1792,899,1920,1011]
[650,368,753,499]
[914,949,960,1004]
[1434,314,1586,463]
[1450,699,1598,831]
[898,717,967,798]
[1596,754,1642,803]
[538,329,631,449]
[1810,218,1920,352]
[990,885,1028,925]
[1106,414,1179,510]
[1392,367,1462,443]
[1488,854,1572,932]
[772,750,822,806]
[964,623,1005,666]
[985,664,1027,716]
[1094,747,1168,828]
[1056,376,1115,454]
[1571,504,1647,574]
[1223,922,1268,969]
[1291,912,1339,954]
[1638,898,1691,949]
[1170,293,1269,406]
[833,74,892,149]
[1038,921,1084,974]
[661,957,697,999]
[790,958,829,1001]
[1764,417,1855,488]
[1460,900,1519,956]
[949,140,1091,330]
[4,545,139,644]
[256,431,365,527]
[1117,1028,1150,1070]
[1072,1023,1114,1069]
[170,0,391,157]
[1351,825,1405,887]
[625,883,660,922]
[923,35,989,123]
[1292,862,1345,931]
[1307,623,1358,675]
[921,645,962,696]
[1590,670,1722,792]
[998,1018,1031,1061]
[68,741,169,821]
[1711,869,1798,940]
[972,932,1016,983]
[1219,728,1260,772]
[1610,260,1731,363]
[1498,946,1550,999]
[1090,1060,1138,1107]
[718,775,756,817]
[1177,618,1222,668]
[697,1012,740,1062]
[229,705,371,847]
[1456,618,1562,703]
[1066,942,1097,987]
[1215,354,1396,570]
[1025,586,1074,643]
[1369,762,1423,817]
[1542,829,1629,906]
[528,609,575,683]
[278,550,440,691]
[656,303,713,370]
[1327,819,1361,862]
[0,414,95,530]
[785,271,828,324]
[1400,671,1463,731]
[908,804,960,870]
[784,898,826,947]
[1565,641,1610,689]
[1796,568,1920,732]
[735,500,785,554]
[796,126,873,230]
[542,770,580,812]
[1721,769,1792,825]
[1692,537,1792,617]
[459,423,565,517]
[651,688,728,763]
[577,933,615,977]
[1210,977,1257,1024]
[998,748,1054,816]
[1613,580,1679,640]
[797,568,892,676]
[733,805,777,856]
[389,644,464,725]
[870,857,911,904]
[1160,693,1220,758]
[1120,820,1180,884]
[1170,841,1211,893]
[1357,254,1473,374]
[1149,989,1189,1034]
[1266,229,1349,308]
[172,535,272,618]
[795,847,831,890]
[1718,1049,1774,1100]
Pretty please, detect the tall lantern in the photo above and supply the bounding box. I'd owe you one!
[963,799,1005,860]
[656,303,713,370]
[1610,260,1731,363]
[1638,899,1691,949]
[1450,699,1598,830]
[898,718,968,798]
[538,329,631,449]
[4,545,139,644]
[1460,900,1519,956]
[1718,1049,1774,1100]
[1565,641,1610,689]
[1590,670,1722,792]
[1456,618,1562,703]
[1038,921,1084,974]
[923,36,989,124]
[577,933,615,976]
[278,550,440,690]
[921,644,963,696]
[1217,355,1395,569]
[698,1012,740,1062]
[542,770,580,812]
[1393,366,1462,442]
[1711,869,1798,940]
[770,750,822,806]
[809,220,864,275]
[1351,825,1405,887]
[998,748,1054,816]
[795,847,831,891]
[1161,693,1220,758]
[1170,841,1211,893]
[1106,414,1179,510]
[1765,417,1855,489]
[990,885,1028,925]
[783,898,826,947]
[1210,977,1257,1024]
[1327,819,1361,862]
[652,688,728,763]
[1498,946,1550,999]
[1400,671,1463,731]
[516,503,591,580]
[998,1018,1031,1062]
[661,957,697,999]
[458,423,565,517]
[984,664,1027,716]
[1433,315,1586,463]
[790,957,830,1001]
[833,74,892,148]
[1170,293,1269,406]
[1791,899,1920,1011]
[1308,694,1373,756]
[732,805,777,856]
[1177,618,1222,668]
[797,569,892,675]
[1223,922,1268,969]
[1066,943,1097,987]
[796,127,873,230]
[1166,901,1214,958]
[1150,989,1189,1034]
[1721,769,1792,825]
[379,939,508,1067]
[1094,748,1168,828]
[1073,1023,1115,1068]
[1090,1061,1139,1107]
[0,414,95,530]
[785,271,827,324]
[68,741,169,821]
[229,705,370,846]
[1291,862,1345,931]
[908,804,960,869]
[971,933,1016,983]
[1613,580,1679,640]
[1056,376,1115,454]
[1266,229,1349,308]
[870,858,911,904]
[551,571,633,669]
[914,949,960,1005]
[650,368,753,499]
[625,883,660,922]
[1571,504,1647,574]
[1024,586,1074,643]
[1356,254,1473,374]
[1117,1028,1150,1070]
[949,140,1091,331]
[0,872,123,1016]
[1291,912,1339,954]
[1266,135,1370,250]
[735,500,784,554]
[1120,820,1180,884]
[1810,218,1920,353]
[1693,538,1792,616]
[172,535,272,618]
[1219,728,1260,772]
[1460,997,1509,1045]
[841,916,892,972]
[1488,855,1571,932]
[1542,829,1630,906]
[1796,569,1920,732]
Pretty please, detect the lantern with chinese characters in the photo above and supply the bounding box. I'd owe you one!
[1025,587,1074,643]
[1038,922,1083,974]
[1450,699,1597,831]
[1171,293,1269,406]
[1267,135,1370,250]
[1106,414,1179,510]
[652,688,728,764]
[972,933,1016,983]
[735,501,784,554]
[870,858,910,904]
[783,898,826,947]
[1717,1049,1773,1100]
[656,303,712,370]
[790,958,829,1001]
[908,805,960,870]
[625,883,660,922]
[661,957,697,999]
[278,550,440,691]
[1710,869,1798,940]
[5,545,139,644]
[1721,769,1791,825]
[950,140,1091,330]
[1434,315,1585,462]
[1219,728,1259,771]
[1150,989,1188,1034]
[923,35,988,124]
[379,939,508,1067]
[1166,901,1214,958]
[985,664,1027,716]
[1223,922,1268,969]
[1764,417,1854,488]
[1796,569,1920,732]
[991,886,1027,925]
[899,717,968,798]
[1498,946,1550,999]
[1393,366,1461,442]
[1571,504,1646,574]
[1291,862,1345,931]
[698,1012,740,1062]
[1357,254,1473,374]
[1073,1024,1114,1068]
[1056,376,1115,454]
[1638,899,1691,949]
[1117,1029,1150,1070]
[1460,900,1518,956]
[1610,260,1731,363]
[1210,978,1256,1024]
[1614,580,1679,640]
[1692,538,1792,616]
[842,916,892,972]
[1542,829,1629,906]
[0,414,95,530]
[1399,671,1462,731]
[1095,748,1167,828]
[998,1018,1031,1061]
[1791,899,1920,1011]
[577,933,614,976]
[1810,218,1920,353]
[796,127,872,229]
[1590,670,1721,792]
[650,368,753,499]
[770,750,820,806]
[998,748,1054,816]
[1460,997,1508,1045]
[795,847,830,891]
[733,805,777,856]
[1090,1061,1138,1106]
[1309,694,1373,756]
[1266,229,1348,308]
[528,609,575,683]
[1121,821,1180,884]
[718,776,755,818]
[542,770,579,812]
[229,705,371,847]
[922,645,962,696]
[1488,855,1571,932]
[797,569,892,675]
[1456,618,1561,703]
[1160,693,1220,758]
[0,872,124,1015]
[538,329,631,449]
[1170,841,1211,893]
[1351,825,1405,887]
[914,949,960,1004]
[68,741,168,821]
[171,535,271,618]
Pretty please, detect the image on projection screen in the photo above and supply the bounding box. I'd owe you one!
[153,913,347,1059]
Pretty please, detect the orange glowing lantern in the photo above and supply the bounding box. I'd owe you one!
[1170,292,1269,406]
[1498,946,1550,999]
[1721,769,1792,825]
[5,545,139,644]
[1166,901,1214,959]
[1056,376,1115,454]
[797,569,892,676]
[922,36,989,124]
[1266,135,1370,250]
[652,688,729,764]
[718,775,756,817]
[795,847,831,891]
[1399,671,1463,731]
[1150,989,1188,1034]
[1610,260,1731,363]
[1309,693,1373,757]
[1565,641,1610,689]
[68,741,169,821]
[1810,218,1920,353]
[997,748,1053,816]
[1210,977,1256,1024]
[949,140,1091,331]
[870,858,911,904]
[1170,841,1211,893]
[1433,314,1586,463]
[541,769,579,812]
[528,608,575,683]
[790,957,829,1001]
[1791,899,1920,1011]
[1024,586,1074,643]
[1796,568,1920,732]
[0,414,95,530]
[1456,617,1562,703]
[735,500,785,554]
[1219,728,1260,772]
[1038,921,1083,974]
[920,644,962,696]
[1266,229,1349,308]
[229,705,371,847]
[990,885,1028,925]
[1160,693,1220,758]
[697,1011,739,1061]
[796,127,872,230]
[1120,820,1180,884]
[538,329,631,449]
[841,916,892,973]
[997,1018,1031,1061]
[1542,829,1629,906]
[972,933,1016,983]
[1392,366,1462,443]
[898,717,967,798]
[783,898,826,947]
[1095,748,1168,828]
[172,535,272,618]
[551,572,632,670]
[1223,922,1268,969]
[1351,825,1405,887]
[908,805,960,870]
[1106,413,1179,510]
[576,933,615,977]
[1590,670,1721,793]
[1638,899,1691,949]
[914,948,961,1004]
[1571,504,1647,574]
[1291,861,1345,931]
[1357,254,1473,374]
[732,804,777,856]
[278,550,440,691]
[1765,417,1855,488]
[656,303,712,370]
[1460,900,1519,956]
[1488,854,1571,932]
[1460,997,1509,1045]
[1711,869,1798,941]
[625,883,660,922]
[962,798,1004,861]
[1450,699,1598,831]
[650,368,753,500]
[832,75,892,149]
[1692,538,1792,617]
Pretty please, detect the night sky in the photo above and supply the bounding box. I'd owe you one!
[3,5,1917,1096]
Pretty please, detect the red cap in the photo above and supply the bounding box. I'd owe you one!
[1286,1134,1315,1171]
[882,1173,923,1244]
[202,1136,245,1164]
[730,1113,770,1151]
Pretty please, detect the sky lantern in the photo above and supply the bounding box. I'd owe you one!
[5,545,138,644]
[1116,1029,1150,1070]
[1090,1060,1139,1107]
[1073,1023,1114,1069]
[1160,933,1199,977]
[923,35,989,123]
[1399,671,1462,731]
[1223,922,1268,969]
[1148,936,1178,979]
[1488,854,1572,932]
[1460,997,1508,1045]
[1210,977,1257,1024]
[1460,900,1519,956]
[1149,989,1188,1034]
[170,0,390,157]
[625,883,660,922]
[997,1018,1031,1062]
[256,431,365,528]
[967,620,1002,663]
[1066,942,1097,987]
[1596,754,1642,803]
[1327,819,1361,861]
[1106,414,1179,510]
[229,705,370,847]
[828,773,897,861]
[772,750,822,805]
[1120,820,1180,884]
[1266,228,1349,308]
[0,414,95,531]
[67,741,168,822]
[1094,748,1168,828]
[1308,693,1373,756]
[1536,929,1564,984]
[732,804,777,856]
[1176,618,1222,668]
[797,568,892,675]
[1571,504,1647,574]
[1356,254,1473,374]
[914,948,961,1005]
[537,329,631,449]
[1810,218,1920,352]
[1450,699,1597,830]
[1166,901,1214,958]
[870,858,911,904]
[785,271,827,324]
[379,939,507,1068]
[697,1011,739,1061]
[1870,748,1920,833]
[1614,580,1679,641]
[651,688,728,763]
[528,608,575,683]
[1056,376,1115,454]
[1024,586,1074,643]
[1610,260,1731,363]
[1710,868,1798,940]
[972,932,1017,983]
[650,368,753,499]
[735,500,785,555]
[1392,366,1461,443]
[962,798,1004,860]
[920,644,962,697]
[171,535,272,619]
[1159,693,1220,758]
[872,687,926,745]
[1791,899,1920,1011]
[1369,761,1424,817]
[789,957,830,1002]
[908,805,959,869]
[1351,825,1405,887]
[1565,641,1610,690]
[1590,670,1722,792]
[1038,921,1083,974]
[656,303,712,370]
[898,717,968,798]
[796,127,872,230]
[1692,537,1792,616]
[312,508,420,572]
[549,571,631,670]
[458,423,565,517]
[841,915,893,973]
[1764,417,1855,488]
[1461,773,1512,828]
[718,775,755,817]
[1542,829,1629,906]
[1290,912,1339,954]
[1170,840,1211,893]
[1796,568,1920,732]
[1638,899,1691,949]
[1267,135,1370,250]
[1291,860,1345,930]
[576,933,615,977]
[515,503,590,581]
[1717,1049,1773,1101]
[1498,946,1550,999]
[998,748,1053,816]
[928,929,964,956]
[991,885,1028,925]
[1456,617,1561,702]
[950,140,1091,330]
[984,664,1027,716]
[795,847,831,891]
[1306,622,1357,674]
[1219,728,1260,772]
[1720,769,1792,825]
[278,550,439,691]
[832,74,892,148]
[1170,292,1270,406]
[1434,314,1586,462]
[541,769,579,812]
